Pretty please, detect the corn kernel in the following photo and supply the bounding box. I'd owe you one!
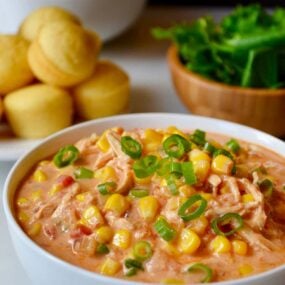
[77,218,89,226]
[30,190,42,202]
[166,126,188,140]
[76,193,86,202]
[220,185,230,194]
[112,229,132,249]
[28,222,42,237]
[189,149,211,162]
[242,194,254,204]
[104,194,129,216]
[96,131,111,153]
[18,211,29,223]
[95,226,113,243]
[134,175,152,185]
[232,240,248,256]
[16,197,29,207]
[83,205,104,226]
[143,129,163,153]
[177,228,201,254]
[94,166,117,182]
[162,278,185,284]
[33,169,47,182]
[188,216,209,235]
[200,193,213,201]
[239,264,253,277]
[178,185,195,197]
[193,160,211,182]
[48,184,62,196]
[211,155,234,175]
[100,258,121,276]
[210,235,231,253]
[138,196,159,222]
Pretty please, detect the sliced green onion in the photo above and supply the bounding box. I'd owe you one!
[211,213,244,236]
[156,157,171,176]
[133,241,153,261]
[124,258,144,277]
[53,145,79,168]
[74,167,94,179]
[129,189,149,198]
[154,217,177,241]
[213,148,234,160]
[96,244,109,254]
[203,142,217,155]
[163,134,190,158]
[187,263,213,283]
[258,178,274,197]
[97,182,117,195]
[178,194,207,221]
[169,161,182,177]
[124,259,143,270]
[253,165,267,175]
[121,136,142,159]
[181,161,197,185]
[190,129,206,146]
[166,174,179,195]
[133,155,158,178]
[226,138,241,154]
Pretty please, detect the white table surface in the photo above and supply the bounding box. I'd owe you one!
[0,6,228,284]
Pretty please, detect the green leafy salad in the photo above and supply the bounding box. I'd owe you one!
[152,4,285,88]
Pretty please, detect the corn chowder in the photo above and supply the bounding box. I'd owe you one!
[15,127,285,283]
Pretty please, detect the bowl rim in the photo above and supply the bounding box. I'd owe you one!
[167,45,285,96]
[3,112,285,285]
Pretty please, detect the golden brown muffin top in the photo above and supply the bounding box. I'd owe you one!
[19,6,81,41]
[37,21,99,78]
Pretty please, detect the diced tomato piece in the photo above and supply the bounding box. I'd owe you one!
[56,175,74,188]
[70,224,92,239]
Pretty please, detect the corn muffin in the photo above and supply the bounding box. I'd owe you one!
[0,97,3,121]
[4,84,73,138]
[0,35,34,95]
[73,60,130,119]
[19,6,81,42]
[28,21,101,87]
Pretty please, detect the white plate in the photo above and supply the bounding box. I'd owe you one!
[0,124,41,161]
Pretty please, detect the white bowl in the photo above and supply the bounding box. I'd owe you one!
[3,113,285,285]
[0,0,146,41]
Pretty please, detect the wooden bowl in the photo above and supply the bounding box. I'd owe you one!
[167,45,285,137]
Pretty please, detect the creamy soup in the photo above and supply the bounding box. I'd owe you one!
[15,126,285,284]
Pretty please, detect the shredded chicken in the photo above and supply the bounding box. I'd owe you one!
[104,212,134,231]
[106,131,130,161]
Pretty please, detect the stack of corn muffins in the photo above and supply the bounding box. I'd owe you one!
[0,7,130,138]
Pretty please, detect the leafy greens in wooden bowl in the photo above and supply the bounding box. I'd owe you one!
[153,4,285,89]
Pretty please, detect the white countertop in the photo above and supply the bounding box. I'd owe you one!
[0,6,228,284]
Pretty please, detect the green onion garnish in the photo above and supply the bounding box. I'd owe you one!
[154,217,177,241]
[133,155,158,178]
[121,136,142,159]
[156,157,171,176]
[74,167,94,179]
[124,258,144,277]
[133,241,153,261]
[129,189,149,198]
[96,244,109,254]
[211,213,244,236]
[203,142,217,155]
[97,182,117,195]
[258,178,274,197]
[53,145,79,168]
[181,161,197,185]
[166,175,179,195]
[125,267,138,277]
[187,262,213,283]
[226,138,241,154]
[163,134,190,158]
[178,194,207,221]
[169,161,182,177]
[190,129,206,146]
